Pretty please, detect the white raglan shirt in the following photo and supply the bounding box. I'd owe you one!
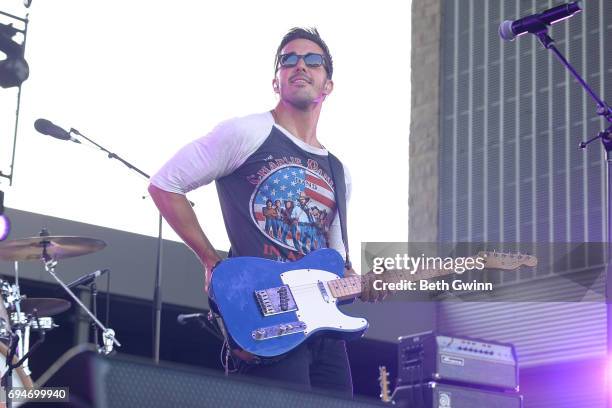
[151,111,351,262]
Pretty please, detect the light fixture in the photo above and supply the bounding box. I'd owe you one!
[0,22,29,89]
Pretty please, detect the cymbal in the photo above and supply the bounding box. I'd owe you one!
[18,298,71,316]
[0,236,106,261]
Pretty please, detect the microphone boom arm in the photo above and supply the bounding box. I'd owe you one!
[44,259,121,349]
[532,32,612,123]
[70,128,150,180]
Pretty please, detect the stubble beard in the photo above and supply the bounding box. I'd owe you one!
[284,88,320,111]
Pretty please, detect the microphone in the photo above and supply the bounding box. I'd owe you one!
[499,2,582,41]
[34,118,81,144]
[177,313,207,325]
[67,268,110,289]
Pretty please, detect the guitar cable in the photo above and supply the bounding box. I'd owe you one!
[220,338,239,376]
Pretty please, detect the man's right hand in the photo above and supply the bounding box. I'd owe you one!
[203,255,222,293]
[148,184,223,295]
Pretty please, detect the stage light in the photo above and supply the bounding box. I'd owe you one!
[0,190,8,241]
[0,21,29,89]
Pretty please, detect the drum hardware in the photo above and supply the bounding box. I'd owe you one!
[0,229,118,405]
[10,259,29,378]
[0,317,11,339]
[16,298,70,316]
[91,281,99,348]
[0,229,115,407]
[0,229,120,355]
[6,297,67,379]
[37,231,121,355]
[0,232,106,262]
[10,313,56,330]
[66,268,111,350]
[2,313,46,408]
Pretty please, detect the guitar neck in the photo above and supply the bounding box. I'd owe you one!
[326,266,454,301]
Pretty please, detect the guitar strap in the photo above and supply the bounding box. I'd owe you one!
[327,152,351,270]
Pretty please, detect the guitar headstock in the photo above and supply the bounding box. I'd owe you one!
[378,366,391,403]
[477,251,538,270]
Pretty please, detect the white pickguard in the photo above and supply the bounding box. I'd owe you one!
[280,269,368,335]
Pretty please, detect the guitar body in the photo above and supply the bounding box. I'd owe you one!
[209,249,368,358]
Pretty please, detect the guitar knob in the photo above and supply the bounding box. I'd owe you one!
[253,329,266,340]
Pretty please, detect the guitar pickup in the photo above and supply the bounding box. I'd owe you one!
[252,321,307,340]
[254,285,297,317]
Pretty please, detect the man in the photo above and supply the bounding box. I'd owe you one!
[280,200,299,250]
[273,199,283,239]
[262,199,277,237]
[295,193,315,253]
[149,27,383,398]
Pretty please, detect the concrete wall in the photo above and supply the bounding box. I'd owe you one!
[409,0,441,242]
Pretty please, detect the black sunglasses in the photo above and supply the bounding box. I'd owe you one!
[277,53,326,69]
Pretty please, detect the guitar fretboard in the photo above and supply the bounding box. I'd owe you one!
[326,266,456,301]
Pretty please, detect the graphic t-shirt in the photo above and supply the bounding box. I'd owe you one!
[150,111,351,262]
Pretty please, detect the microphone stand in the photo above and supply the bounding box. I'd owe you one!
[90,281,99,348]
[526,27,612,406]
[68,128,165,363]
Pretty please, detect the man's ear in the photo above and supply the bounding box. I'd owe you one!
[323,79,334,95]
[272,78,279,93]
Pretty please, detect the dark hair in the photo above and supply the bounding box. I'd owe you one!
[274,27,333,79]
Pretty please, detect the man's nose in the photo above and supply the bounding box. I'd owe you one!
[294,56,308,71]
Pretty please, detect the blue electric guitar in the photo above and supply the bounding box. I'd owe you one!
[209,248,536,358]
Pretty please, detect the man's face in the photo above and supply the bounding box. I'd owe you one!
[274,38,333,109]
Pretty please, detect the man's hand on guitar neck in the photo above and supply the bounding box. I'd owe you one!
[345,268,390,303]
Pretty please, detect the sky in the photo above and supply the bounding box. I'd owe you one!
[0,0,411,273]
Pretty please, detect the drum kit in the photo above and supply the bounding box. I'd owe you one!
[0,229,120,407]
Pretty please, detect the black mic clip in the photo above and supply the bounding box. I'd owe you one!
[66,268,110,290]
[579,125,612,150]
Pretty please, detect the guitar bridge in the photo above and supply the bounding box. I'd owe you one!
[252,321,307,340]
[254,285,297,317]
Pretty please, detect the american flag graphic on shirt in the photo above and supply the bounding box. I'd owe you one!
[250,164,335,251]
